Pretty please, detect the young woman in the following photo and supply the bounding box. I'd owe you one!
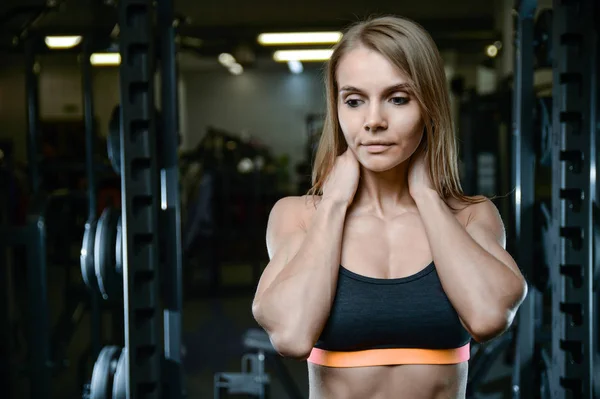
[252,15,527,399]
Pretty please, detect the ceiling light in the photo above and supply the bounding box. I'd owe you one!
[273,49,333,62]
[90,53,121,66]
[258,32,342,45]
[229,63,243,75]
[219,53,236,67]
[486,45,498,58]
[45,35,82,49]
[288,60,303,74]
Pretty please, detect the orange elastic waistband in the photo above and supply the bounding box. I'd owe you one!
[307,343,470,368]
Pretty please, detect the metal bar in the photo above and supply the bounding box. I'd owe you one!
[551,0,596,397]
[24,38,40,194]
[82,37,97,220]
[118,0,162,397]
[0,233,8,395]
[157,0,184,396]
[511,0,537,398]
[27,214,51,399]
[81,36,102,361]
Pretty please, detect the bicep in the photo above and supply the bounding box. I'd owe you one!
[465,199,521,276]
[254,197,307,301]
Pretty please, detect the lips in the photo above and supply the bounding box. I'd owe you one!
[362,141,393,146]
[362,143,393,153]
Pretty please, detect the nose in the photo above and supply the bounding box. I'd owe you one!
[363,104,388,132]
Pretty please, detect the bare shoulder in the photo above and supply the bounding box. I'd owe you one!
[451,195,506,242]
[268,195,320,230]
[266,195,319,251]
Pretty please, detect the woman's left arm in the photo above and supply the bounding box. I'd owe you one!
[412,188,528,343]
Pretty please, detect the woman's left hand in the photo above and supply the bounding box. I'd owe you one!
[408,148,434,198]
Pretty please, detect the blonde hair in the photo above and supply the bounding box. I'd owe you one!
[308,15,482,206]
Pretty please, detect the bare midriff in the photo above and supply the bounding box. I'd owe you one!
[307,361,468,399]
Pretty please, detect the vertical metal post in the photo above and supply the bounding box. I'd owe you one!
[27,214,50,399]
[511,0,537,398]
[0,206,9,396]
[157,0,184,397]
[551,0,596,398]
[81,37,102,361]
[24,38,40,194]
[118,0,162,398]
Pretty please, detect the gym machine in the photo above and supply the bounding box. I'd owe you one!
[80,0,185,397]
[180,127,278,299]
[0,27,105,398]
[549,0,598,397]
[508,0,600,398]
[214,329,305,399]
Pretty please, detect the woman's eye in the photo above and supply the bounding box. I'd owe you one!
[345,99,362,107]
[391,97,409,105]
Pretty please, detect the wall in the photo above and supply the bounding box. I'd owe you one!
[182,67,327,174]
[0,54,121,164]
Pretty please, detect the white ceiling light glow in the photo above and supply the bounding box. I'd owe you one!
[287,60,303,74]
[258,32,342,45]
[90,53,121,66]
[273,49,333,62]
[229,63,243,75]
[45,36,82,49]
[218,53,236,67]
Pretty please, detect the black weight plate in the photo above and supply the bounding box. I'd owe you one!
[94,208,122,301]
[112,348,126,399]
[90,346,121,399]
[107,105,122,176]
[81,219,99,293]
[115,216,122,276]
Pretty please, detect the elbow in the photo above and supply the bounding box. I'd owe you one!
[471,277,529,343]
[251,300,313,360]
[468,310,516,343]
[270,332,314,360]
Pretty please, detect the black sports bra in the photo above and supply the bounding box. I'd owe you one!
[313,262,472,352]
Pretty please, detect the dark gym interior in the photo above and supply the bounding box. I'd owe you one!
[0,0,598,398]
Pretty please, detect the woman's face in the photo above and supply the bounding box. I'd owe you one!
[336,46,424,172]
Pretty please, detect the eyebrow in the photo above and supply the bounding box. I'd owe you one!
[339,83,412,94]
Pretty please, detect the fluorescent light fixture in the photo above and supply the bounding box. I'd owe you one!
[45,35,82,49]
[90,53,121,66]
[288,60,303,74]
[273,49,333,62]
[218,53,236,67]
[229,63,243,75]
[258,32,342,45]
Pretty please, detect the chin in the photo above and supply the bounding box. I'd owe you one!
[357,155,404,173]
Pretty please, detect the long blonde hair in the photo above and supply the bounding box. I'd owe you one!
[308,15,481,206]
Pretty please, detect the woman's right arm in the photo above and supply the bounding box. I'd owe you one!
[251,195,349,360]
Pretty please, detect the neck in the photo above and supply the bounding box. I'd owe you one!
[352,163,414,217]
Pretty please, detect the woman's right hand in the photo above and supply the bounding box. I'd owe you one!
[322,149,360,206]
